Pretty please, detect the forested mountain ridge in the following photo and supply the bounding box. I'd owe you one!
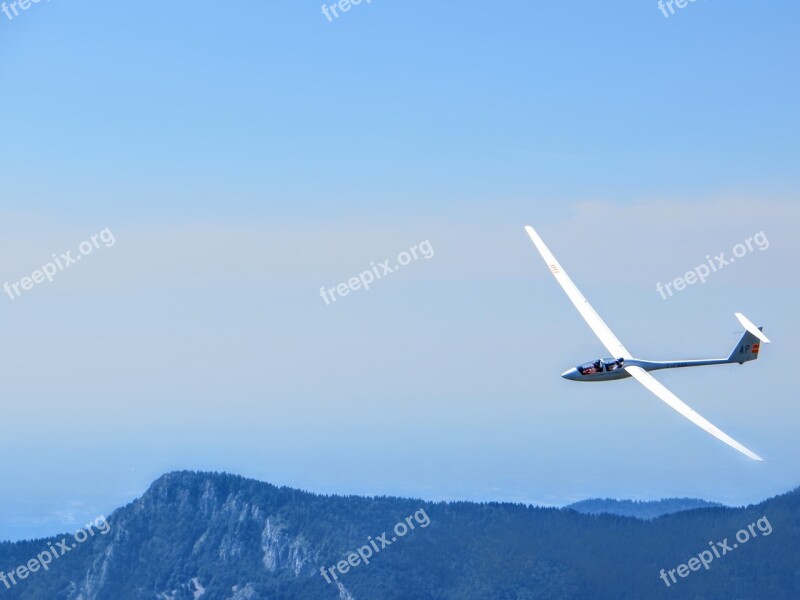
[565,497,724,519]
[0,471,797,599]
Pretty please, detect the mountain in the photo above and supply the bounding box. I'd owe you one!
[0,471,797,599]
[565,497,724,520]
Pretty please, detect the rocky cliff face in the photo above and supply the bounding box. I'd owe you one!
[0,472,354,600]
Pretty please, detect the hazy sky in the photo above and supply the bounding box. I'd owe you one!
[1,1,798,540]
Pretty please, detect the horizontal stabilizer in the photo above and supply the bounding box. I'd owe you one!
[735,313,771,344]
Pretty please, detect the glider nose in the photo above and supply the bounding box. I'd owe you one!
[561,367,579,381]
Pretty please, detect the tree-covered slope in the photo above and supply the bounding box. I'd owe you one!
[0,472,797,599]
[565,497,724,520]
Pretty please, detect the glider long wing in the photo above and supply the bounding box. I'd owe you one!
[524,225,632,359]
[625,366,763,461]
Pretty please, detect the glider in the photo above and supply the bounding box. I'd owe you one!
[524,225,768,461]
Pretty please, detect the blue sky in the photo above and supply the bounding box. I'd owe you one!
[1,1,798,540]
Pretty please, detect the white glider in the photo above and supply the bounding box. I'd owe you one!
[525,225,767,462]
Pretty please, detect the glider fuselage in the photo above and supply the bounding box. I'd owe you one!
[561,357,733,381]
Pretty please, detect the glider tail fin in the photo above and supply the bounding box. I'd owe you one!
[728,330,762,363]
[728,315,769,364]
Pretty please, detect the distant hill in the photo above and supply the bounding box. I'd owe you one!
[0,471,797,599]
[565,497,724,520]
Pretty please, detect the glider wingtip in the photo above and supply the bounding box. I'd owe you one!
[523,225,541,243]
[744,449,764,462]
